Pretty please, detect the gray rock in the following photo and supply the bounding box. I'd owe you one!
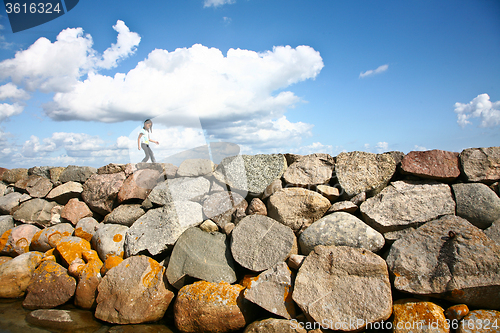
[231,215,296,272]
[202,191,248,228]
[283,153,335,186]
[0,215,14,236]
[82,173,126,216]
[13,198,58,226]
[166,227,237,289]
[460,146,500,183]
[292,245,392,331]
[59,165,97,183]
[74,217,99,242]
[452,182,500,229]
[177,159,215,177]
[30,223,75,252]
[360,180,456,233]
[485,220,500,246]
[46,181,83,205]
[0,192,31,215]
[92,224,129,261]
[14,175,53,198]
[386,215,500,309]
[28,166,53,179]
[335,151,396,198]
[299,212,385,255]
[26,309,102,332]
[243,318,307,333]
[267,188,331,233]
[125,201,203,257]
[148,176,210,205]
[326,200,358,214]
[350,191,367,206]
[103,204,145,227]
[213,154,286,197]
[243,262,296,319]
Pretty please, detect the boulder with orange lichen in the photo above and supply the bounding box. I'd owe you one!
[0,215,14,237]
[60,198,93,225]
[74,253,103,309]
[0,224,41,256]
[74,217,99,242]
[100,254,123,276]
[91,223,128,261]
[392,299,449,333]
[0,251,43,298]
[457,310,500,333]
[95,255,174,324]
[55,236,92,267]
[23,260,77,309]
[30,223,74,252]
[174,280,255,333]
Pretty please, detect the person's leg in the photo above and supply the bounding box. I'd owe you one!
[141,143,150,162]
[149,147,156,163]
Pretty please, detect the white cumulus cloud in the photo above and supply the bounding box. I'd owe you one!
[204,0,235,7]
[0,83,30,100]
[359,64,389,78]
[454,93,500,128]
[96,20,141,69]
[0,103,24,122]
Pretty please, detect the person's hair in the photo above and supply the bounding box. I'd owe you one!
[143,119,152,132]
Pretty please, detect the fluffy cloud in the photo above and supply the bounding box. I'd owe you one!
[0,103,24,122]
[359,64,388,78]
[454,93,500,128]
[364,141,389,153]
[96,20,141,69]
[204,0,235,7]
[0,83,30,100]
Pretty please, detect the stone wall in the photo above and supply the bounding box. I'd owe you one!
[0,147,499,332]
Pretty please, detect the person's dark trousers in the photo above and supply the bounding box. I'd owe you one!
[141,143,156,162]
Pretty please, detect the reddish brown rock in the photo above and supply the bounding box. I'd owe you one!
[117,168,161,204]
[60,198,93,225]
[174,281,254,333]
[74,252,103,309]
[445,304,469,321]
[0,224,41,256]
[23,260,77,309]
[82,172,126,216]
[55,236,92,267]
[14,175,53,197]
[401,149,461,181]
[392,299,448,333]
[246,198,267,216]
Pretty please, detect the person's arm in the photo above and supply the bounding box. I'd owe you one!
[138,133,143,150]
[151,139,159,145]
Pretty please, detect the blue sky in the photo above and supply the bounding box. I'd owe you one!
[0,0,499,168]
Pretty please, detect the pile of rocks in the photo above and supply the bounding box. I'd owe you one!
[0,147,499,332]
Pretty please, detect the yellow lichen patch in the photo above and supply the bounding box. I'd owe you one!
[180,281,244,307]
[0,229,12,252]
[74,227,93,242]
[445,304,469,321]
[81,258,103,280]
[142,258,163,288]
[55,237,92,267]
[283,284,296,318]
[31,229,44,245]
[82,250,101,264]
[112,234,123,242]
[41,255,56,263]
[100,255,123,276]
[239,274,259,289]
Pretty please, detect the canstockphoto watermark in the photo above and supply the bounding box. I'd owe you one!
[290,318,449,331]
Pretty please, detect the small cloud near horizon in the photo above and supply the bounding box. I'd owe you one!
[204,0,236,8]
[359,64,389,78]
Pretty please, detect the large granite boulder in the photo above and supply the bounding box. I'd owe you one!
[148,176,210,205]
[401,149,461,181]
[13,198,58,226]
[231,215,296,272]
[81,173,126,216]
[335,151,396,198]
[267,188,331,233]
[360,180,456,233]
[166,227,237,289]
[299,211,385,255]
[292,245,392,331]
[0,224,41,256]
[125,201,203,257]
[59,166,97,184]
[0,251,43,298]
[177,158,215,177]
[91,224,128,261]
[0,192,31,215]
[117,168,161,204]
[386,215,500,309]
[2,168,28,184]
[213,154,287,197]
[202,191,248,228]
[452,182,500,229]
[30,223,74,252]
[103,204,145,227]
[95,255,175,324]
[485,220,500,246]
[283,153,335,186]
[46,181,83,205]
[460,147,500,183]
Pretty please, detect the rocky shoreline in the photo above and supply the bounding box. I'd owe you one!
[0,147,499,332]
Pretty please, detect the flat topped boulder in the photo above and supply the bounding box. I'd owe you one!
[59,166,97,183]
[283,153,335,186]
[13,198,58,226]
[166,227,237,289]
[177,158,215,177]
[401,149,461,181]
[148,176,210,205]
[46,181,83,205]
[386,215,500,309]
[213,154,287,197]
[335,151,396,198]
[460,146,500,183]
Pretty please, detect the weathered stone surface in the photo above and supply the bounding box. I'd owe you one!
[284,153,303,166]
[360,180,456,233]
[244,318,307,333]
[231,215,296,272]
[213,154,286,196]
[299,212,385,255]
[117,168,161,204]
[386,215,500,309]
[23,260,77,309]
[100,254,123,277]
[74,217,99,242]
[445,304,469,321]
[174,281,253,333]
[0,192,30,214]
[335,151,396,198]
[60,198,92,225]
[0,224,41,256]
[452,182,500,229]
[326,200,358,214]
[0,215,14,236]
[283,154,335,186]
[125,201,203,257]
[267,188,331,233]
[316,184,340,202]
[74,253,103,309]
[82,172,126,216]
[244,262,295,319]
[199,220,219,232]
[0,182,6,196]
[103,204,145,227]
[13,198,58,226]
[392,299,448,333]
[166,227,236,289]
[49,167,65,183]
[97,163,126,175]
[148,176,210,205]
[26,309,102,332]
[91,223,128,261]
[401,149,461,181]
[350,191,367,206]
[31,223,74,252]
[95,255,174,324]
[262,178,283,200]
[2,168,28,184]
[46,181,83,205]
[0,251,43,298]
[177,158,215,177]
[15,175,53,198]
[460,146,500,183]
[203,191,248,228]
[55,236,92,267]
[246,197,267,216]
[486,220,500,245]
[293,245,392,331]
[457,310,500,333]
[59,165,97,183]
[28,166,52,179]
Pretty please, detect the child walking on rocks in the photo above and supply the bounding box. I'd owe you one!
[138,119,159,162]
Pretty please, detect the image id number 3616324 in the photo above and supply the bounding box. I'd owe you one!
[5,2,62,14]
